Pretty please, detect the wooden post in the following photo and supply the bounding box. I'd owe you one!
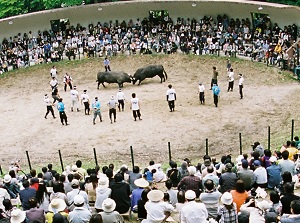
[268,126,271,150]
[206,138,208,155]
[239,133,242,155]
[168,142,172,161]
[291,119,294,141]
[25,151,32,170]
[130,146,134,170]
[58,150,64,172]
[93,148,98,166]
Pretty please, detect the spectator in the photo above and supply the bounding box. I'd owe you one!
[266,156,281,189]
[100,198,124,223]
[10,209,26,223]
[46,199,68,223]
[19,180,36,211]
[177,166,202,198]
[165,179,177,207]
[281,182,300,214]
[95,177,111,213]
[128,166,142,192]
[3,175,20,199]
[253,160,268,188]
[237,159,254,191]
[219,163,237,193]
[230,180,248,212]
[68,195,92,223]
[67,179,89,211]
[35,181,50,213]
[131,178,149,211]
[269,191,282,215]
[25,197,45,223]
[279,150,295,176]
[137,189,150,220]
[85,173,97,206]
[280,200,300,222]
[110,173,130,214]
[76,160,88,180]
[166,161,180,187]
[217,192,238,223]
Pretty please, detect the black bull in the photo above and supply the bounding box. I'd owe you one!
[97,71,132,89]
[132,65,168,85]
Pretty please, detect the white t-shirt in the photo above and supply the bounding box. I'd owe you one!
[116,92,125,100]
[198,85,205,92]
[131,98,139,110]
[70,89,79,100]
[81,93,89,102]
[50,79,58,87]
[44,97,52,106]
[239,76,244,86]
[166,88,176,101]
[228,71,234,82]
[50,68,57,78]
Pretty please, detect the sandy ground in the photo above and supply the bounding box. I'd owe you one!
[0,54,300,172]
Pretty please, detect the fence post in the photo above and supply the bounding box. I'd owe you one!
[206,138,209,155]
[291,119,294,141]
[93,148,98,166]
[130,146,135,170]
[168,142,172,161]
[58,150,64,172]
[268,126,271,150]
[0,165,3,175]
[239,133,242,155]
[25,151,32,170]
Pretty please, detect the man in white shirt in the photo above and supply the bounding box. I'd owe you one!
[181,190,208,223]
[107,95,118,124]
[130,93,141,121]
[50,77,58,90]
[44,94,56,119]
[50,65,58,80]
[63,73,73,92]
[166,84,176,112]
[238,73,244,99]
[116,88,125,112]
[227,68,234,92]
[198,82,205,104]
[70,86,79,112]
[253,160,268,188]
[81,90,90,115]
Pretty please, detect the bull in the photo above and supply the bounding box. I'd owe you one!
[97,71,132,89]
[132,65,168,85]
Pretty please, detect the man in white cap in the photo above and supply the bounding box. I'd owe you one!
[0,179,10,211]
[67,179,89,211]
[94,177,112,212]
[68,195,92,223]
[81,90,90,115]
[44,94,56,119]
[100,198,124,222]
[181,190,208,223]
[107,95,118,124]
[70,86,79,112]
[116,88,125,112]
[142,189,174,223]
[266,156,281,189]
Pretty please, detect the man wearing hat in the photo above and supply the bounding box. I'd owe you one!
[95,177,112,212]
[181,190,208,223]
[177,166,202,198]
[44,94,56,119]
[266,156,281,189]
[219,163,237,193]
[10,209,26,223]
[70,86,80,112]
[116,88,125,112]
[198,82,205,104]
[68,195,92,223]
[46,199,68,223]
[67,179,89,211]
[81,90,90,115]
[253,160,267,188]
[3,175,19,199]
[107,95,118,124]
[131,178,149,211]
[100,198,124,223]
[92,97,102,125]
[142,189,174,223]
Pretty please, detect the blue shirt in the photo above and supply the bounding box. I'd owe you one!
[266,164,281,189]
[92,101,101,109]
[57,102,65,112]
[212,86,220,96]
[131,188,144,209]
[20,187,37,210]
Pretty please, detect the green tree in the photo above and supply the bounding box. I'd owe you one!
[0,0,24,18]
[267,0,300,6]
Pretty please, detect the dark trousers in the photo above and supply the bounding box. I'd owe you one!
[133,110,141,120]
[64,82,72,92]
[211,78,217,89]
[52,95,60,104]
[59,111,68,124]
[199,92,205,104]
[45,105,55,118]
[109,108,116,122]
[213,94,219,107]
[118,100,125,111]
[168,100,175,111]
[84,102,90,115]
[228,81,234,91]
[239,85,243,99]
[105,65,111,72]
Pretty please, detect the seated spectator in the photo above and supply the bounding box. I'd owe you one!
[253,160,267,188]
[276,171,294,195]
[280,200,300,222]
[76,160,88,180]
[128,166,142,192]
[269,191,282,215]
[67,179,89,211]
[281,182,300,214]
[3,175,20,199]
[85,173,97,206]
[25,197,45,223]
[217,192,238,223]
[100,198,124,223]
[252,142,264,157]
[166,161,180,187]
[279,150,295,176]
[165,179,177,207]
[219,163,237,193]
[0,180,10,211]
[52,213,69,223]
[177,166,202,198]
[131,178,149,211]
[153,165,166,183]
[137,189,150,220]
[36,181,50,213]
[19,180,36,211]
[8,170,19,185]
[89,214,103,223]
[237,159,254,191]
[50,182,68,205]
[110,173,130,214]
[68,195,92,223]
[230,180,248,212]
[177,161,189,182]
[46,199,68,223]
[266,156,281,189]
[95,177,111,213]
[10,209,26,223]
[202,166,219,188]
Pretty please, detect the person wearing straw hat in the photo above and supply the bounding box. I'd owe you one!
[3,175,19,199]
[46,199,68,223]
[217,192,238,223]
[95,177,112,213]
[68,195,92,223]
[131,178,149,212]
[181,190,208,223]
[10,209,26,223]
[141,189,174,223]
[100,198,124,223]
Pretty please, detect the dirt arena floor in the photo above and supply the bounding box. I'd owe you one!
[0,54,300,172]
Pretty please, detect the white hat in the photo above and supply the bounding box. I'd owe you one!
[71,165,78,171]
[236,155,244,163]
[221,192,233,205]
[71,179,79,187]
[3,175,11,183]
[255,187,267,199]
[10,209,26,223]
[188,166,196,175]
[98,177,109,188]
[185,190,196,200]
[256,200,271,210]
[48,199,66,213]
[111,95,114,100]
[102,198,116,213]
[74,195,84,206]
[269,156,277,163]
[147,190,164,202]
[134,178,149,188]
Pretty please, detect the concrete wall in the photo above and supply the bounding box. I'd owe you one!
[0,0,299,41]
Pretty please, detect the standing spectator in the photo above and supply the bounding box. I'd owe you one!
[266,156,281,189]
[279,150,295,176]
[227,68,234,92]
[181,190,208,222]
[130,93,142,121]
[81,90,90,115]
[166,84,176,112]
[238,73,244,99]
[116,88,125,112]
[63,73,73,92]
[25,197,45,223]
[103,57,111,72]
[217,192,238,223]
[92,97,102,125]
[177,166,202,198]
[219,163,237,193]
[210,66,218,89]
[212,83,220,107]
[19,180,36,211]
[68,195,92,223]
[57,98,68,126]
[107,95,118,124]
[44,94,56,119]
[198,82,205,104]
[253,160,268,188]
[50,65,58,80]
[70,86,80,112]
[110,173,130,214]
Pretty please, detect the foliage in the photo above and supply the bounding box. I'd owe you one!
[0,0,24,18]
[267,0,300,6]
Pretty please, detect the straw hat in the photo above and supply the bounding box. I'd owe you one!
[48,199,66,213]
[3,175,11,183]
[147,190,164,202]
[134,178,149,188]
[98,177,109,188]
[10,209,26,223]
[102,198,116,213]
[221,192,233,205]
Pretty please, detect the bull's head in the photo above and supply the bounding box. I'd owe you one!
[130,75,136,85]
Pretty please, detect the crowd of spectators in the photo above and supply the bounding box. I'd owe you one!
[2,137,300,222]
[0,13,299,75]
